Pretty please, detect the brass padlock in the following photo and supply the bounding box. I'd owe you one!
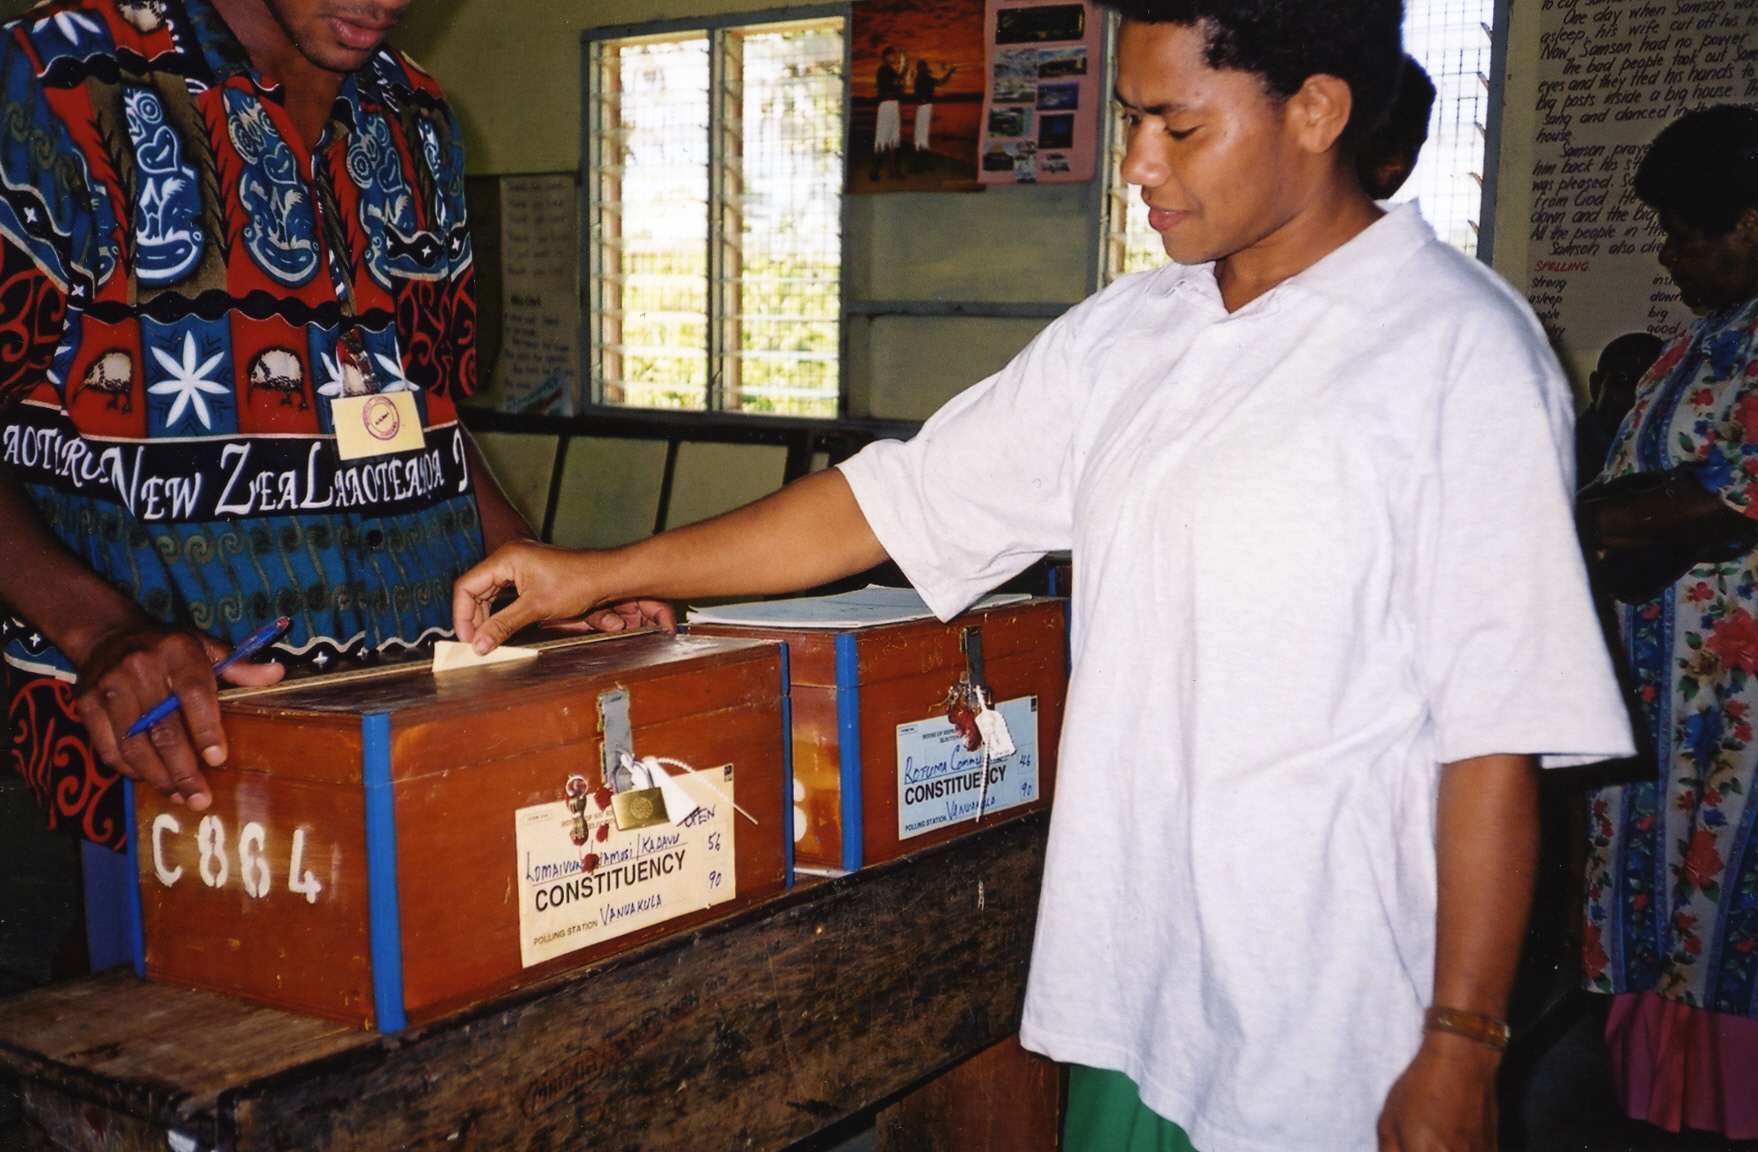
[611,786,670,831]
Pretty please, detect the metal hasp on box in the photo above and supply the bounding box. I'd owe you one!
[127,631,792,1031]
[693,597,1067,871]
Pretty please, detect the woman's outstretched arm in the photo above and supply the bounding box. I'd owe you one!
[452,467,889,652]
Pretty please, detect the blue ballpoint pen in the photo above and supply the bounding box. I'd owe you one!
[125,616,291,738]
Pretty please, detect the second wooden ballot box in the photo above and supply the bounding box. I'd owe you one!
[691,596,1066,871]
[128,632,791,1031]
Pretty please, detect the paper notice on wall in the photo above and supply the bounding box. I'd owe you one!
[514,766,736,967]
[896,695,1039,839]
[495,174,579,415]
[1525,0,1757,352]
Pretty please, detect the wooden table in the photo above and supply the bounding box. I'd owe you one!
[0,815,1058,1152]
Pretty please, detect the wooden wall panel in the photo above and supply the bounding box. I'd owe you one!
[664,442,789,529]
[471,430,558,530]
[548,436,670,548]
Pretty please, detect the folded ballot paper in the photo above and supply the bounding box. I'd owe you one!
[431,639,540,672]
[685,585,1029,630]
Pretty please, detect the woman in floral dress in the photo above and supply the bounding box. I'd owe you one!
[1582,104,1758,1139]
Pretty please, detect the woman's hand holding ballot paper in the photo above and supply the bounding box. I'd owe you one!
[453,469,888,655]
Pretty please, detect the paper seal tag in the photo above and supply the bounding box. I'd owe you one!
[896,695,1039,840]
[973,701,1016,758]
[332,391,425,460]
[515,765,737,967]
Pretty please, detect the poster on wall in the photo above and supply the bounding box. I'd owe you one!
[1525,0,1757,354]
[848,0,988,194]
[979,0,1103,184]
[494,173,579,415]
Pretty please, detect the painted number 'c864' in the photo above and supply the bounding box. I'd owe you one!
[152,813,324,904]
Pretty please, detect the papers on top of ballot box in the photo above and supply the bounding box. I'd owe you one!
[686,585,1031,630]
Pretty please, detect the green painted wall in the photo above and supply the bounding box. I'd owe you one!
[389,0,1097,414]
[390,0,1096,539]
[393,0,794,176]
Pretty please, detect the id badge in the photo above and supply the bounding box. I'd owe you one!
[331,392,426,460]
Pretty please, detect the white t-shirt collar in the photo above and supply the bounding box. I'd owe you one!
[1156,200,1436,318]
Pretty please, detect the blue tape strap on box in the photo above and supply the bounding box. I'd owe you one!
[123,780,145,979]
[81,839,135,973]
[779,641,795,888]
[362,711,407,1033]
[834,631,863,873]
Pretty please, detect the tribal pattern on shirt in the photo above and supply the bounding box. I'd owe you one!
[0,0,483,847]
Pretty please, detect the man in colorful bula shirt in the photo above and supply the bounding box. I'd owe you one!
[0,0,532,852]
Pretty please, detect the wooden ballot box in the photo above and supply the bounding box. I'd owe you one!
[692,596,1065,871]
[128,632,791,1031]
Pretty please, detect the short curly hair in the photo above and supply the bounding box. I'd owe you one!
[1101,0,1405,140]
[1632,105,1758,237]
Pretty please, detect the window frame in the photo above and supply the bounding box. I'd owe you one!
[1097,10,1165,286]
[1474,0,1512,265]
[580,5,853,424]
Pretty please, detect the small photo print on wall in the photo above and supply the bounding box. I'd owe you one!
[994,3,1086,43]
[992,47,1038,102]
[980,139,1038,182]
[1037,46,1087,77]
[849,0,988,194]
[1036,82,1080,110]
[988,105,1033,136]
[980,0,1101,184]
[1037,113,1074,149]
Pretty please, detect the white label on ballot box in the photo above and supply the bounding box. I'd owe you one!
[896,696,1039,840]
[514,765,737,968]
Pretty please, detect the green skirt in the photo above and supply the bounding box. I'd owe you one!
[1063,1066,1198,1152]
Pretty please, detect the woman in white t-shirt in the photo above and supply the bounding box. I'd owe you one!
[452,2,1633,1149]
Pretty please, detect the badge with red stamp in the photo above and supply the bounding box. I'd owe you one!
[332,391,426,460]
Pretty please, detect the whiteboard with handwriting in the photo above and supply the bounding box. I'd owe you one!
[1525,0,1756,353]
